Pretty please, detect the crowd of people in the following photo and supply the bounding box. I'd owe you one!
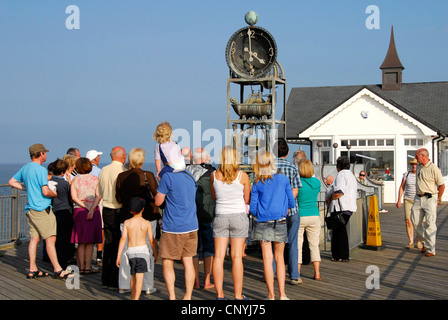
[8,120,445,300]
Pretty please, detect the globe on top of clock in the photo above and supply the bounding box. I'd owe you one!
[225,12,277,79]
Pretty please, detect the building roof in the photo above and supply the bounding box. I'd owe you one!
[284,81,448,139]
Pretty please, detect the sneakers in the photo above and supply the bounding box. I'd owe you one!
[144,288,157,294]
[290,278,303,285]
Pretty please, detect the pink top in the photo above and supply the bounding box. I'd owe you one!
[72,174,98,209]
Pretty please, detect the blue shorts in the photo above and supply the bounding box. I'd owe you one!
[127,246,150,275]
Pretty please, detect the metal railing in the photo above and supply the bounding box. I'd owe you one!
[0,184,29,245]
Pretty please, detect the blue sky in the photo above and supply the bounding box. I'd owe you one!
[1,0,447,165]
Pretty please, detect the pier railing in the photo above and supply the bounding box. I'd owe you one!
[0,185,29,245]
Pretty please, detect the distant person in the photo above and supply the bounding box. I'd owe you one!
[67,147,81,159]
[117,197,158,301]
[9,144,70,279]
[250,149,295,300]
[358,171,368,185]
[411,148,445,257]
[210,146,251,300]
[396,158,421,249]
[49,159,75,270]
[153,121,186,181]
[297,159,322,281]
[86,150,103,177]
[326,156,357,262]
[66,147,81,177]
[70,157,102,274]
[182,146,192,165]
[98,146,127,290]
[62,154,77,184]
[115,147,159,295]
[274,138,302,284]
[155,167,198,300]
[188,147,216,290]
[324,175,334,186]
[86,149,103,264]
[292,150,307,167]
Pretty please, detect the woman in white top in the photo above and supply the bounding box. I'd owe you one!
[210,146,251,300]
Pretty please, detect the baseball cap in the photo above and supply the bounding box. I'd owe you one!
[86,150,103,161]
[128,197,146,214]
[29,143,49,154]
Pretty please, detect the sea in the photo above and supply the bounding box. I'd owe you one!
[0,162,157,195]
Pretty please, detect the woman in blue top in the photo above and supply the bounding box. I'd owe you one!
[297,159,322,281]
[250,150,295,300]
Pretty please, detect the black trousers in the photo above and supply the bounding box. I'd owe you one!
[101,207,121,288]
[331,212,352,260]
[54,209,75,269]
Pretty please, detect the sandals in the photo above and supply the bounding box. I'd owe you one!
[26,270,49,279]
[52,269,69,279]
[406,242,414,249]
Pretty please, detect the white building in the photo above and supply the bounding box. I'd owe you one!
[284,27,447,203]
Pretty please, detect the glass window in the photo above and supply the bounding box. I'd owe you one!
[349,140,358,146]
[359,140,366,146]
[386,139,394,146]
[368,140,375,146]
[321,150,330,165]
[341,140,348,147]
[377,140,384,146]
[344,150,395,181]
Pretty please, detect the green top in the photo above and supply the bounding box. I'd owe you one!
[297,177,321,217]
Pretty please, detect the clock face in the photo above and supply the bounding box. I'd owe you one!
[225,26,277,79]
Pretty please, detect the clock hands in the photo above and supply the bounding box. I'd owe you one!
[244,47,265,64]
[244,28,265,65]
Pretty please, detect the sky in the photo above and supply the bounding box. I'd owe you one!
[0,0,447,166]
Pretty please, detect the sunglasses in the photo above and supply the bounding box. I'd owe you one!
[359,174,366,177]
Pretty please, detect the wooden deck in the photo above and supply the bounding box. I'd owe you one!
[1,203,448,303]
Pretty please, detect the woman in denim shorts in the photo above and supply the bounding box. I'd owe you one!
[250,150,296,300]
[211,146,251,300]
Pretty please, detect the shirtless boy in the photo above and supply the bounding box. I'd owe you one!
[117,197,158,300]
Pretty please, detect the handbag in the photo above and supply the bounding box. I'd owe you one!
[143,171,155,201]
[325,199,346,229]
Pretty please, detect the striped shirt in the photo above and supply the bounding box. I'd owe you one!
[274,158,302,216]
[403,171,417,200]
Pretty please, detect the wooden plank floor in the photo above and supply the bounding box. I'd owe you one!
[1,203,448,301]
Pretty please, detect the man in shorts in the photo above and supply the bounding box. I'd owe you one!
[117,197,158,300]
[155,170,198,300]
[9,143,69,279]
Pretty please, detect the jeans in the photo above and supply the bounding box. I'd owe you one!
[287,214,301,280]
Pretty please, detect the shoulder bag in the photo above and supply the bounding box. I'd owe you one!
[325,199,346,229]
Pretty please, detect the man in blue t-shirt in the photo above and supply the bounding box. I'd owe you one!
[9,144,69,279]
[155,170,198,300]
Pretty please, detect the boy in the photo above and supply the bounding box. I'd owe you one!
[116,197,158,300]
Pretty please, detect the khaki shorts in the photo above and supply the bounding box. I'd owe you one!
[159,231,197,260]
[27,208,57,239]
[404,199,414,220]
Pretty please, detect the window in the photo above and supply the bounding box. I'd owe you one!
[405,139,424,146]
[341,150,395,181]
